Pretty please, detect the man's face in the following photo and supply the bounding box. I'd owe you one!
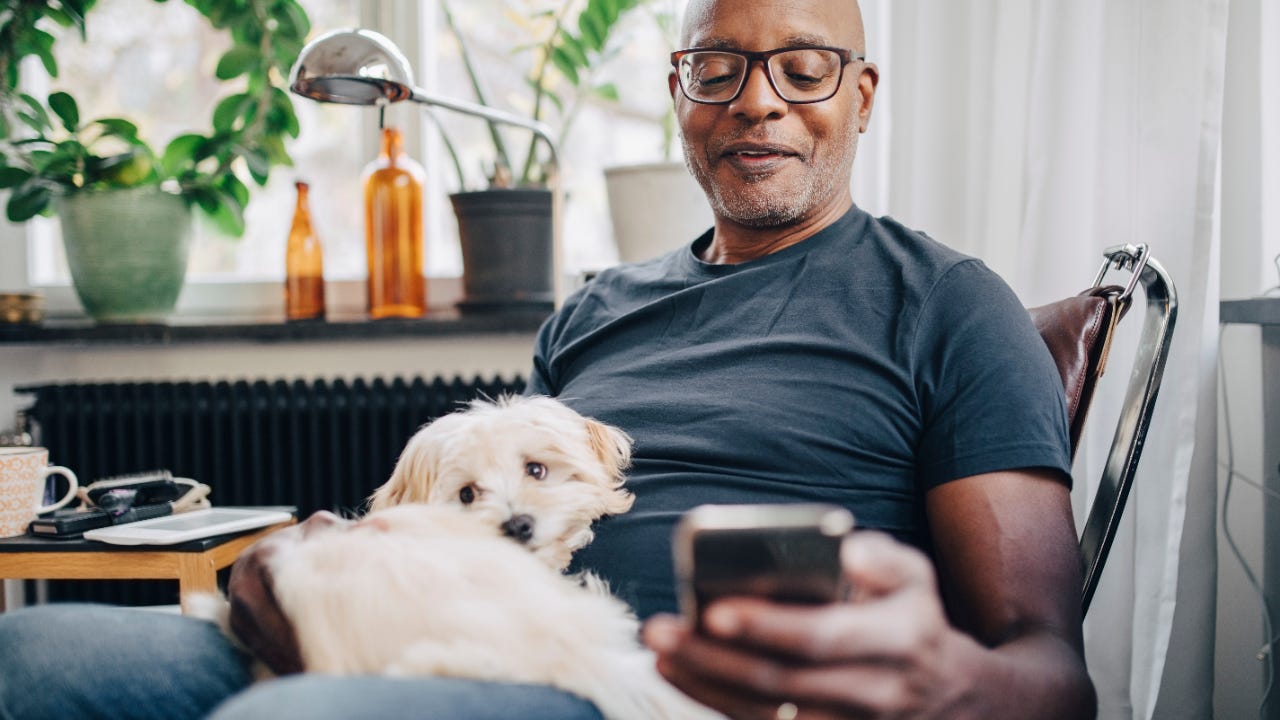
[672,0,877,229]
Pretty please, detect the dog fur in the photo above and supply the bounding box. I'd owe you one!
[368,395,635,571]
[265,503,722,719]
[199,396,720,718]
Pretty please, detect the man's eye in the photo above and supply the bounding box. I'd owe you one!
[525,462,548,480]
[784,71,827,88]
[459,485,477,504]
[697,72,736,88]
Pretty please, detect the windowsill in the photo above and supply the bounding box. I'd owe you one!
[0,307,551,347]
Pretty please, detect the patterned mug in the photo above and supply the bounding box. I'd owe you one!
[0,447,79,538]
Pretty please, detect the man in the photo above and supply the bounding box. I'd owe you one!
[0,0,1093,718]
[531,0,1095,717]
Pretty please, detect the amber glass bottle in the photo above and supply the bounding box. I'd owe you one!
[362,126,426,319]
[284,180,326,321]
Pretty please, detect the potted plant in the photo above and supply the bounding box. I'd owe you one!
[600,1,713,263]
[0,0,309,323]
[435,0,644,311]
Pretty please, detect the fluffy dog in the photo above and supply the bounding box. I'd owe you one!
[200,397,720,718]
[367,395,636,571]
[258,504,722,719]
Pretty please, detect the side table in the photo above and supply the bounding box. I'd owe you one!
[0,509,295,614]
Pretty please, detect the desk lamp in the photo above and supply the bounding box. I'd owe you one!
[288,28,565,307]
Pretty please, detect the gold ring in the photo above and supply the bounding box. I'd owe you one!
[775,702,799,720]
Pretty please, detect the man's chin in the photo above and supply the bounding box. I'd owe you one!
[709,191,807,228]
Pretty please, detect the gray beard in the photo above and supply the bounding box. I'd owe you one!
[683,131,858,228]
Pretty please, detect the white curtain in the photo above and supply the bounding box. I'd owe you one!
[852,1,1227,717]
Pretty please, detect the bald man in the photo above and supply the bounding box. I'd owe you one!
[0,1,1093,718]
[627,4,1090,717]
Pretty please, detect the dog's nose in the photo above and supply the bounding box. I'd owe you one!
[501,514,536,544]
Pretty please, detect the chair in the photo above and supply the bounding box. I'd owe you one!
[1026,244,1178,615]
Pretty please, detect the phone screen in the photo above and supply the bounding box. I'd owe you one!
[674,503,854,624]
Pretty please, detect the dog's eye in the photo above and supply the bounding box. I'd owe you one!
[525,462,548,481]
[459,485,477,504]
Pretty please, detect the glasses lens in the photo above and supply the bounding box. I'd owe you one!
[768,49,844,102]
[678,52,747,103]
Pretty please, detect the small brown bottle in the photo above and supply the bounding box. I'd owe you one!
[284,180,326,321]
[362,126,426,319]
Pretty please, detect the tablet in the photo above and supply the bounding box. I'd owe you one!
[83,508,295,546]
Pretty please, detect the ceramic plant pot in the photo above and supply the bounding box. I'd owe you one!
[604,161,713,263]
[450,188,554,313]
[57,187,193,323]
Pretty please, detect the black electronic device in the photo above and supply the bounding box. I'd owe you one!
[672,503,854,628]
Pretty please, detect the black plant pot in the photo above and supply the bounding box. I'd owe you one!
[450,188,554,314]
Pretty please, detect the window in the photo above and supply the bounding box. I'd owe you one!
[21,0,682,315]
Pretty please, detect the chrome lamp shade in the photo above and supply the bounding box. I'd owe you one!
[289,28,415,105]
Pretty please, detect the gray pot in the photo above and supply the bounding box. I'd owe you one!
[450,188,553,313]
[57,187,192,323]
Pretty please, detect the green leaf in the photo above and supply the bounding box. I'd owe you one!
[206,187,245,236]
[6,181,53,222]
[550,47,581,86]
[236,144,270,184]
[212,93,252,133]
[276,0,311,41]
[592,82,619,101]
[0,167,32,189]
[219,172,250,209]
[595,0,621,26]
[556,31,589,68]
[29,29,59,77]
[93,118,141,142]
[270,87,300,138]
[17,94,52,133]
[48,92,79,132]
[578,10,606,51]
[215,46,259,80]
[161,133,208,175]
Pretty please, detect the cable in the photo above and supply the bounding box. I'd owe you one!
[1219,323,1279,718]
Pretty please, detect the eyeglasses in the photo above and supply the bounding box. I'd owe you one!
[670,46,862,105]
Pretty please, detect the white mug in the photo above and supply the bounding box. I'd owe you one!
[0,447,79,538]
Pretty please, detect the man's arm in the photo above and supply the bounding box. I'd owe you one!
[643,468,1095,720]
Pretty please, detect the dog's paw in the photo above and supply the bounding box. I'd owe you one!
[185,592,231,627]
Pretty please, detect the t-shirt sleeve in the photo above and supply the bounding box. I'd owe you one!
[912,260,1072,488]
[526,314,560,396]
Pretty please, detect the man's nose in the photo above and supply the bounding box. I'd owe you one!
[730,62,788,119]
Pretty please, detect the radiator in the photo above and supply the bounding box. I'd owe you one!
[16,374,526,606]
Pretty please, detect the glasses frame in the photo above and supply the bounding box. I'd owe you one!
[670,45,863,105]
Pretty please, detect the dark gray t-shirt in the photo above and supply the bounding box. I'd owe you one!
[528,205,1071,618]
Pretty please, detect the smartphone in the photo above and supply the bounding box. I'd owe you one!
[673,503,855,626]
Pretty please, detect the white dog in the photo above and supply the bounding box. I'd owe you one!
[201,396,723,719]
[368,394,636,571]
[262,503,722,720]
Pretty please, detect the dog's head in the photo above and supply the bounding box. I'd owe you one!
[367,395,634,571]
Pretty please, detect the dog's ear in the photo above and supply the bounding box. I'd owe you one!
[367,428,437,512]
[584,419,632,484]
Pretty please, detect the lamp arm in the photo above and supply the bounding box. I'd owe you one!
[407,86,566,308]
[407,87,559,174]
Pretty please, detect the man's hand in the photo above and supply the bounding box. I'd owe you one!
[643,532,981,720]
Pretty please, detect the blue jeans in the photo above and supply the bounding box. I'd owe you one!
[0,604,604,720]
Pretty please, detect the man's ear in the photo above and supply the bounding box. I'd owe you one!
[856,62,879,133]
[669,70,678,100]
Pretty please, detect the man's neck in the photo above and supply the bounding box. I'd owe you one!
[700,198,853,265]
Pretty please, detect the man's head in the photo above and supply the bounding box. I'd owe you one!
[671,0,878,232]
